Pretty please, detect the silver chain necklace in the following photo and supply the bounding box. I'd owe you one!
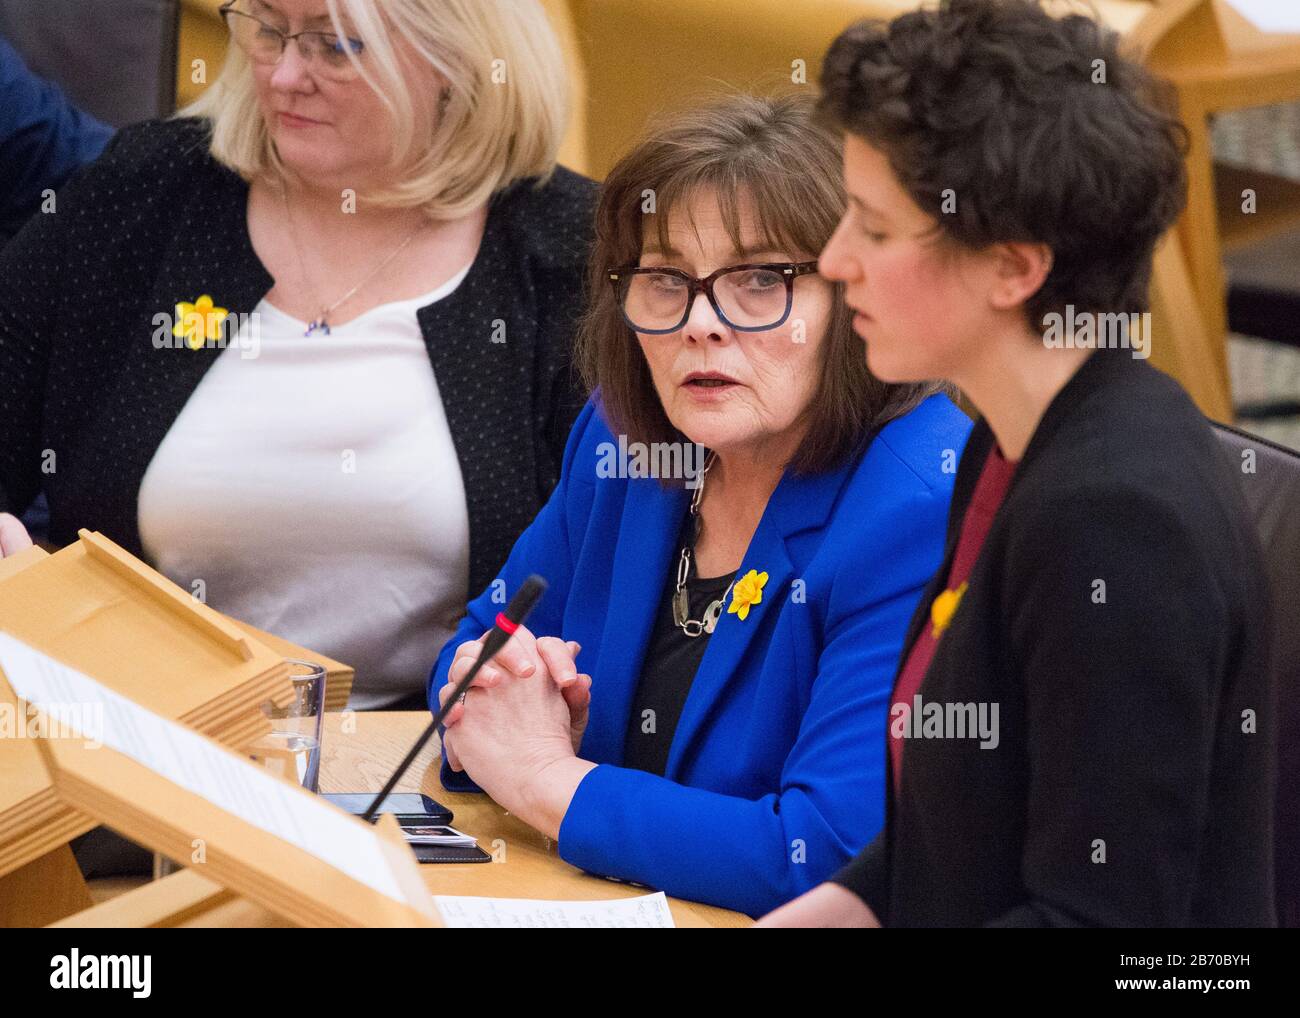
[672,451,736,638]
[280,185,426,337]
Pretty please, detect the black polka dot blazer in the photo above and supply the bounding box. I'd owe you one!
[0,117,598,602]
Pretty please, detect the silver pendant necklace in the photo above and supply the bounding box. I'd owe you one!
[672,451,736,638]
[280,185,426,337]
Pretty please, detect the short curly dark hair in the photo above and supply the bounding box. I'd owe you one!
[817,0,1188,331]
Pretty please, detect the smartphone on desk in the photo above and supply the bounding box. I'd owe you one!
[321,792,453,826]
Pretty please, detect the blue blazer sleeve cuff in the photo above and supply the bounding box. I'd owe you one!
[439,754,484,794]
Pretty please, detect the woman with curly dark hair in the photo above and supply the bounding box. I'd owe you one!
[759,0,1276,927]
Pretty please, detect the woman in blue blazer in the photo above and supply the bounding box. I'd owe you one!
[428,93,971,917]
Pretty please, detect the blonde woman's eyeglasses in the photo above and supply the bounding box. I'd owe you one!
[219,0,365,83]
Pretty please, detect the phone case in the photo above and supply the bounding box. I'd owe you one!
[411,843,492,864]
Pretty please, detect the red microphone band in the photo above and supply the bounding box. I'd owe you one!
[495,612,519,635]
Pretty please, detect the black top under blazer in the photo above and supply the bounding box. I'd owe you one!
[833,348,1277,927]
[0,117,597,601]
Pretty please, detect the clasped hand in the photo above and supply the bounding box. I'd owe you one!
[438,626,593,821]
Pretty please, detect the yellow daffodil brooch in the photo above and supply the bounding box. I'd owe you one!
[930,580,968,638]
[727,569,769,622]
[173,295,229,350]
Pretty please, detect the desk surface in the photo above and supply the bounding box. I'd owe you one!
[83,711,748,928]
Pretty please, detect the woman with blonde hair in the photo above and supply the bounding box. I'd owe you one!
[0,0,596,712]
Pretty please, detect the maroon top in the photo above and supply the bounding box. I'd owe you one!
[889,442,1018,797]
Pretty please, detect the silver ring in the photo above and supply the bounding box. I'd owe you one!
[458,691,467,705]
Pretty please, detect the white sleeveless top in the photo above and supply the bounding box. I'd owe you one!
[139,264,472,709]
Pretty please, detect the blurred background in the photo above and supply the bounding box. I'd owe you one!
[3,0,1298,447]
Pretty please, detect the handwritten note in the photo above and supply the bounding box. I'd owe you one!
[432,891,676,928]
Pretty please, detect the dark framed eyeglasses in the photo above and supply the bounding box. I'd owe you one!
[219,0,365,82]
[607,261,820,334]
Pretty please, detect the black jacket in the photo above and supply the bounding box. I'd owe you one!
[834,349,1276,927]
[0,117,597,601]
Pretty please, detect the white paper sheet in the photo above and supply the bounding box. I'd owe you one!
[432,891,676,928]
[0,630,409,905]
[1223,0,1300,33]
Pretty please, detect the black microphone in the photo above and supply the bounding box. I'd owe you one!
[360,575,548,823]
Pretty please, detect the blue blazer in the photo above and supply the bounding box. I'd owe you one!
[0,36,112,242]
[429,394,971,916]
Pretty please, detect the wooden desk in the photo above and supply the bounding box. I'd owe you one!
[61,711,749,928]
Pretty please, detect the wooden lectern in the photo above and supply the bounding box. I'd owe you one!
[0,631,437,926]
[0,531,365,925]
